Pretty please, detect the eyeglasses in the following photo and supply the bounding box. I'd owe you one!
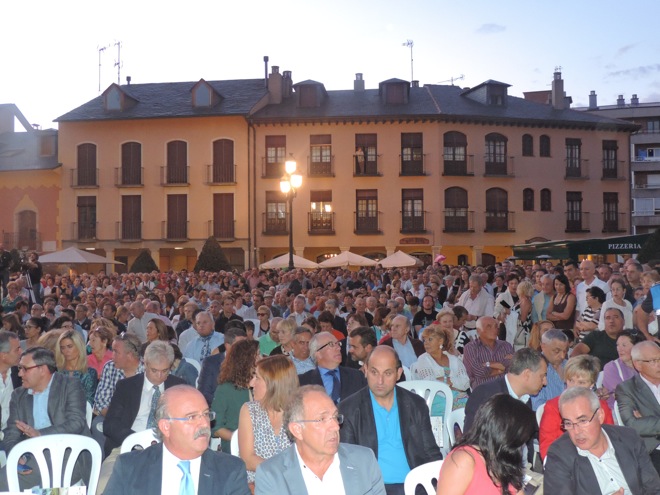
[296,414,344,425]
[18,364,43,373]
[561,407,599,431]
[636,357,660,365]
[166,411,216,422]
[317,340,342,352]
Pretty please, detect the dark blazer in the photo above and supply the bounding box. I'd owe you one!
[298,366,366,403]
[255,443,385,495]
[338,386,442,471]
[0,366,21,431]
[104,442,250,495]
[379,336,425,357]
[198,352,225,406]
[615,374,660,453]
[103,372,185,455]
[464,376,532,433]
[544,424,660,494]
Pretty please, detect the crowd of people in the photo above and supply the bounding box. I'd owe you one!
[0,251,660,494]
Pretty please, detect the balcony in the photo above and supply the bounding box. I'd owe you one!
[308,211,335,235]
[484,211,515,232]
[564,159,589,179]
[399,155,426,176]
[601,160,626,180]
[262,212,288,235]
[1,231,41,251]
[160,166,190,186]
[353,155,381,177]
[161,221,189,240]
[354,211,382,234]
[443,210,475,233]
[307,156,335,177]
[443,156,474,176]
[400,212,427,233]
[72,222,97,241]
[205,164,236,184]
[484,157,515,177]
[70,169,99,188]
[262,158,284,179]
[207,219,235,240]
[602,212,627,233]
[565,212,591,232]
[114,167,144,187]
[115,221,142,241]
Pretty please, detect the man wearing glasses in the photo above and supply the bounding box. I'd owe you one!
[105,385,250,495]
[255,385,385,494]
[544,387,660,494]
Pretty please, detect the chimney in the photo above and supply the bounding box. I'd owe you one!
[617,94,625,107]
[631,94,639,106]
[588,90,598,110]
[354,73,365,92]
[126,76,131,85]
[268,66,283,104]
[282,70,293,98]
[551,70,565,110]
[411,80,419,88]
[263,56,269,88]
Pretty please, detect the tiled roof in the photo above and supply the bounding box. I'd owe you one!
[0,130,59,172]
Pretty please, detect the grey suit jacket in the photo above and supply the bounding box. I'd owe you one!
[255,443,385,495]
[3,372,90,452]
[615,374,660,452]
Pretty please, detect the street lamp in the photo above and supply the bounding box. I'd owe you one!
[280,158,302,271]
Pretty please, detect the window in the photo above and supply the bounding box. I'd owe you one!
[522,134,533,157]
[265,136,286,178]
[603,192,620,232]
[444,187,470,232]
[299,86,318,107]
[193,84,211,107]
[310,135,332,175]
[121,196,141,240]
[121,142,142,186]
[310,190,333,233]
[565,138,582,177]
[385,83,405,104]
[105,87,121,111]
[77,196,96,239]
[17,211,37,251]
[540,135,551,157]
[523,188,534,211]
[541,189,552,211]
[167,195,187,239]
[265,191,287,234]
[355,134,378,175]
[40,135,56,157]
[213,193,234,239]
[356,189,379,233]
[602,140,618,179]
[402,189,424,232]
[77,143,97,186]
[443,131,468,175]
[166,140,188,184]
[647,121,660,133]
[566,191,584,231]
[485,188,509,231]
[485,133,507,175]
[212,139,234,183]
[401,133,423,175]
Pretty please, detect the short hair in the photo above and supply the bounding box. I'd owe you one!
[294,326,313,339]
[541,328,569,345]
[616,329,644,348]
[224,326,247,345]
[631,340,660,361]
[564,355,601,384]
[436,308,456,322]
[422,324,455,354]
[509,348,544,375]
[308,331,334,363]
[278,318,298,339]
[0,330,19,353]
[452,305,468,319]
[517,280,534,298]
[468,274,484,287]
[349,326,377,348]
[558,386,600,414]
[317,311,335,325]
[284,384,327,441]
[604,307,624,319]
[22,346,57,373]
[346,312,368,327]
[586,286,606,303]
[256,355,299,412]
[115,333,142,360]
[225,319,246,333]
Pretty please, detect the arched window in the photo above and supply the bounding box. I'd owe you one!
[522,134,533,156]
[482,253,496,266]
[121,142,142,185]
[212,139,234,183]
[485,133,508,175]
[166,140,188,184]
[77,143,97,186]
[444,187,471,232]
[541,188,552,211]
[443,131,468,175]
[457,254,469,266]
[485,188,509,231]
[540,135,551,157]
[523,188,534,211]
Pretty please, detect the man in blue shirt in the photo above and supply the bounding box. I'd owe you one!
[531,329,569,411]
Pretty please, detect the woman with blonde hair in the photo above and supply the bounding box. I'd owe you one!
[513,280,534,348]
[269,317,297,356]
[238,355,298,485]
[55,329,98,404]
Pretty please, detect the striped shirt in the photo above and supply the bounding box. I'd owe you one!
[463,338,513,389]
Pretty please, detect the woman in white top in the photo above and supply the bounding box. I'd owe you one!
[598,278,633,330]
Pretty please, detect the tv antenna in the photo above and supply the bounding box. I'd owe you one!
[438,74,465,86]
[114,41,123,85]
[97,45,108,92]
[402,39,414,81]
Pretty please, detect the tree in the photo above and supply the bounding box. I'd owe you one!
[194,236,232,272]
[637,227,660,265]
[130,250,159,273]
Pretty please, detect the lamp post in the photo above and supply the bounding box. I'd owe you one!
[280,158,302,271]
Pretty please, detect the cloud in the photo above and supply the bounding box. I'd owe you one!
[606,64,660,79]
[476,23,505,34]
[615,43,638,57]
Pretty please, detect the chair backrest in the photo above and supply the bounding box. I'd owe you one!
[446,407,465,448]
[185,358,202,374]
[404,459,443,495]
[535,403,546,426]
[596,371,604,389]
[613,400,623,426]
[401,365,412,382]
[230,431,240,456]
[86,402,93,429]
[120,429,160,454]
[6,433,102,494]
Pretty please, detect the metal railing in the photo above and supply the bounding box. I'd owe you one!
[601,160,626,180]
[307,155,335,177]
[565,212,591,232]
[399,154,426,176]
[354,211,382,234]
[1,231,41,251]
[262,158,284,179]
[114,167,144,187]
[602,212,627,233]
[484,211,515,232]
[308,211,335,234]
[262,212,288,235]
[400,211,427,233]
[206,164,236,184]
[115,221,142,241]
[207,219,235,240]
[161,221,189,240]
[160,166,190,185]
[564,158,589,179]
[443,155,474,176]
[71,169,99,187]
[484,156,515,177]
[443,210,475,233]
[72,222,98,241]
[353,155,381,176]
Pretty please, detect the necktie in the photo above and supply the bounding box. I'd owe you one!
[200,335,212,360]
[178,460,194,495]
[327,368,341,404]
[147,385,160,428]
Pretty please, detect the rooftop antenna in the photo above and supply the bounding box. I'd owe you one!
[97,45,107,93]
[114,41,123,85]
[438,74,465,85]
[402,39,414,81]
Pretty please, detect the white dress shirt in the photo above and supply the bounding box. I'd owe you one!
[131,376,164,432]
[295,444,346,495]
[162,443,202,495]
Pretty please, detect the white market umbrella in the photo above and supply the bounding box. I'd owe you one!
[259,253,319,270]
[378,250,423,268]
[38,247,124,265]
[318,251,377,268]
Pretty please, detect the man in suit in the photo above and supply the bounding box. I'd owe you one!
[105,385,250,495]
[299,331,366,404]
[0,347,91,490]
[532,274,554,323]
[0,330,22,444]
[545,387,660,494]
[339,346,441,495]
[616,340,660,474]
[197,324,246,405]
[256,385,385,495]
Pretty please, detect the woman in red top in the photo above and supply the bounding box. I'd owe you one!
[539,354,614,460]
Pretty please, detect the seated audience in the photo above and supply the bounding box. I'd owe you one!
[55,329,98,405]
[601,329,643,408]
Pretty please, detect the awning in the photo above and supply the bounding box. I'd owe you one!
[511,233,651,260]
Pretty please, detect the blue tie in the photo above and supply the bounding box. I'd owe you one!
[178,460,194,495]
[327,368,341,404]
[147,385,160,429]
[200,335,213,360]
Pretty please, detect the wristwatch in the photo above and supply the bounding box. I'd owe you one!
[485,361,490,368]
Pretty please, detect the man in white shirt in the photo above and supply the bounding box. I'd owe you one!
[575,259,610,318]
[127,301,159,343]
[458,274,495,332]
[184,311,224,363]
[0,331,21,443]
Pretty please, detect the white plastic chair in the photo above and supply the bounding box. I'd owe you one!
[613,400,623,426]
[230,431,240,456]
[596,371,604,389]
[401,365,412,382]
[445,407,465,448]
[120,429,160,454]
[86,402,93,429]
[532,403,546,462]
[404,459,443,495]
[186,358,202,374]
[6,433,102,494]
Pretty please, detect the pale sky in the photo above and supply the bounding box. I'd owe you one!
[2,0,659,129]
